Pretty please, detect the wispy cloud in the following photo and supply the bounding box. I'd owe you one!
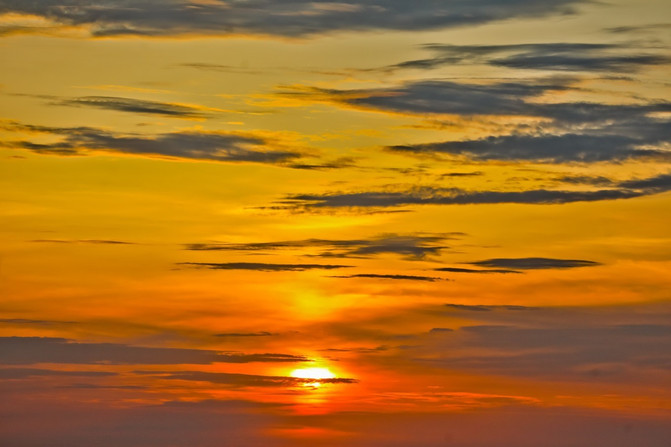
[0,337,309,365]
[386,42,671,72]
[185,233,460,260]
[330,274,445,282]
[133,370,357,388]
[469,257,600,270]
[0,0,584,38]
[55,96,210,119]
[178,262,351,272]
[3,120,304,165]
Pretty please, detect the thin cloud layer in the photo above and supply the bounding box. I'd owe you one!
[186,233,458,260]
[56,96,210,119]
[0,337,308,365]
[179,262,351,272]
[470,257,600,270]
[134,370,357,388]
[330,274,445,282]
[389,43,671,72]
[269,171,671,211]
[3,121,303,164]
[285,80,671,163]
[0,0,584,38]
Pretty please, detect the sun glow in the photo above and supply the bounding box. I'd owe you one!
[290,367,336,380]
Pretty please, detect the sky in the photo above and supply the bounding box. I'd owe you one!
[1,1,671,446]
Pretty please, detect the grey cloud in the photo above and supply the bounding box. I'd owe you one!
[330,274,445,282]
[0,368,117,379]
[619,172,671,189]
[0,0,584,38]
[178,262,351,272]
[134,370,357,388]
[554,175,614,186]
[289,80,671,163]
[296,80,567,116]
[56,96,208,118]
[186,233,458,260]
[0,337,308,365]
[389,133,663,163]
[440,171,484,177]
[0,318,77,325]
[445,304,536,312]
[391,43,671,72]
[276,186,647,211]
[470,257,600,269]
[30,239,135,244]
[435,267,521,274]
[5,121,302,164]
[214,332,276,338]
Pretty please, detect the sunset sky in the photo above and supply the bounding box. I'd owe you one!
[1,1,671,446]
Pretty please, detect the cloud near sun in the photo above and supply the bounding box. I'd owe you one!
[1,0,671,446]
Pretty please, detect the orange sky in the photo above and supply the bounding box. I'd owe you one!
[1,1,671,445]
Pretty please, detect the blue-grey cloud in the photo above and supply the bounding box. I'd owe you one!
[133,370,357,388]
[284,80,671,163]
[469,257,600,269]
[435,267,521,274]
[3,121,303,164]
[0,0,584,38]
[389,43,671,72]
[186,233,459,260]
[445,304,536,311]
[214,332,276,338]
[55,96,208,119]
[274,186,648,211]
[0,337,309,365]
[179,262,351,272]
[330,273,445,282]
[0,368,117,379]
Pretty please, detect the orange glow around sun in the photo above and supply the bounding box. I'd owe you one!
[290,367,336,380]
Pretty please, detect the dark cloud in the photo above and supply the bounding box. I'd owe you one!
[185,233,459,260]
[389,133,665,163]
[55,96,209,118]
[214,332,276,338]
[178,262,351,272]
[0,337,308,365]
[619,172,671,190]
[469,257,600,269]
[435,267,521,274]
[445,304,536,311]
[30,239,135,244]
[605,23,671,34]
[554,175,614,186]
[0,0,584,38]
[289,80,568,116]
[440,171,484,177]
[330,274,445,282]
[284,80,671,163]
[276,186,647,211]
[0,318,77,325]
[390,43,671,72]
[271,167,671,212]
[4,121,303,165]
[134,370,357,388]
[0,368,117,379]
[430,324,671,378]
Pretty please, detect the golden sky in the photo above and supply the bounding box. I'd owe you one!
[1,1,671,446]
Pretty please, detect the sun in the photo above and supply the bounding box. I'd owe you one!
[290,367,336,380]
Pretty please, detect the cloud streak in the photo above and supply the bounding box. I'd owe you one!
[3,121,304,165]
[185,233,459,260]
[0,337,308,365]
[179,262,351,272]
[0,0,584,38]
